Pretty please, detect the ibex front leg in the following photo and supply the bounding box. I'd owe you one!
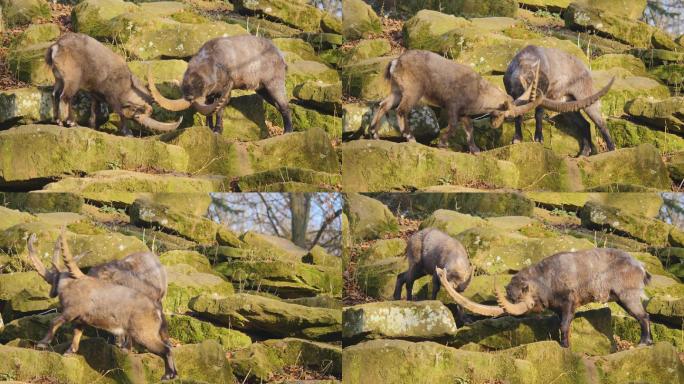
[36,314,67,349]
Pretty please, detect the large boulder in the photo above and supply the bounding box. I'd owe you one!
[71,0,139,39]
[0,88,106,127]
[0,125,188,189]
[246,128,339,174]
[579,201,675,247]
[235,0,331,32]
[164,263,234,313]
[591,53,648,77]
[166,314,251,350]
[341,56,395,100]
[396,0,518,18]
[6,42,54,86]
[346,193,398,241]
[343,301,458,342]
[0,206,35,231]
[606,118,684,154]
[230,338,341,381]
[189,293,341,341]
[420,209,488,237]
[574,144,672,191]
[342,0,382,40]
[1,0,50,27]
[573,0,647,19]
[624,96,684,133]
[652,64,684,86]
[564,3,655,48]
[129,197,218,245]
[358,238,407,264]
[214,258,342,299]
[0,272,55,318]
[592,70,671,118]
[340,140,519,192]
[343,102,440,143]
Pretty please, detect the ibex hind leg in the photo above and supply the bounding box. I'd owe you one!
[369,92,400,139]
[36,314,67,349]
[584,102,616,152]
[567,111,593,157]
[395,91,420,142]
[133,329,178,380]
[59,82,79,127]
[616,291,652,346]
[52,77,64,125]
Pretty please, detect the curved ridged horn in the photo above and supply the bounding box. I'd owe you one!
[134,114,183,132]
[505,91,544,118]
[514,60,540,105]
[436,268,504,317]
[541,77,615,113]
[148,67,191,111]
[59,227,85,279]
[192,91,230,116]
[27,234,47,279]
[495,285,534,316]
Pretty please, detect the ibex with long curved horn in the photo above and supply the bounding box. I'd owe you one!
[437,248,652,348]
[26,230,177,380]
[148,35,292,134]
[504,45,616,156]
[45,33,182,135]
[394,228,474,323]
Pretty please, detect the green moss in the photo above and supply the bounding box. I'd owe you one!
[166,314,251,350]
[236,0,327,32]
[342,0,382,40]
[129,197,218,245]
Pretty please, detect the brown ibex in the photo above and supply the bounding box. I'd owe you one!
[148,35,292,134]
[27,231,178,380]
[437,248,652,348]
[394,228,474,323]
[45,33,182,135]
[369,50,612,153]
[504,45,616,156]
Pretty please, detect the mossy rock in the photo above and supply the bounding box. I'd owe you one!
[13,22,60,46]
[0,206,35,231]
[164,263,234,313]
[246,127,339,174]
[159,126,252,178]
[354,257,406,300]
[666,150,684,183]
[285,294,342,310]
[214,258,341,299]
[591,53,649,76]
[564,3,655,48]
[342,0,381,40]
[594,341,684,383]
[166,314,251,350]
[71,0,140,39]
[230,338,341,381]
[340,140,519,192]
[591,70,671,118]
[606,118,684,154]
[343,300,458,342]
[624,96,684,133]
[339,38,391,66]
[235,0,328,32]
[0,125,188,188]
[651,64,684,86]
[129,197,218,245]
[189,293,341,341]
[236,167,340,192]
[574,144,672,191]
[1,0,50,27]
[343,102,440,143]
[396,0,518,18]
[6,42,54,86]
[240,231,308,261]
[341,56,395,101]
[358,238,407,264]
[43,171,227,203]
[159,249,213,273]
[392,192,535,218]
[346,193,398,241]
[420,209,487,237]
[579,201,674,247]
[272,37,322,63]
[402,10,471,53]
[0,272,56,319]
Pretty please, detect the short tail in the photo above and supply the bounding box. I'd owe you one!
[643,270,652,286]
[384,59,397,81]
[45,44,56,68]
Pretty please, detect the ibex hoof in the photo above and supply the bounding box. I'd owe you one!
[65,120,76,127]
[161,373,178,381]
[533,137,544,143]
[511,138,521,144]
[35,342,48,350]
[63,349,77,356]
[469,147,481,154]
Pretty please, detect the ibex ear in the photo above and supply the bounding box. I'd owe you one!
[521,281,530,294]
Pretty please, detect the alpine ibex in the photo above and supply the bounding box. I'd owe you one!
[45,33,182,135]
[368,50,612,153]
[504,45,616,156]
[27,231,178,380]
[437,248,652,348]
[148,35,292,134]
[394,228,474,323]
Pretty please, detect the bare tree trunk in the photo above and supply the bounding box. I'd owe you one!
[290,194,311,248]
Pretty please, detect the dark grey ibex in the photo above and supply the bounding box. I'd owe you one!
[148,35,292,134]
[369,50,612,153]
[504,45,616,156]
[27,231,178,380]
[438,248,652,348]
[45,33,182,135]
[394,228,474,322]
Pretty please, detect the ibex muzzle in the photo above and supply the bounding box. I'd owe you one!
[437,248,652,348]
[149,35,292,134]
[27,230,178,381]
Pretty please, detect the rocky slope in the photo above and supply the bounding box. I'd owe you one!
[343,191,684,383]
[341,0,684,192]
[0,192,342,383]
[0,0,342,192]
